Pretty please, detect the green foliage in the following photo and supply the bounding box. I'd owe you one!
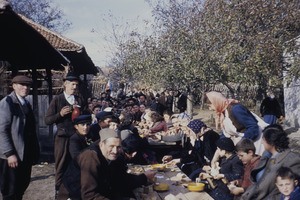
[110,0,300,95]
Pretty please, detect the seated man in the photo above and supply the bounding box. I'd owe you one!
[88,111,113,141]
[58,128,156,200]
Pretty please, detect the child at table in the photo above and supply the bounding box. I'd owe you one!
[200,138,243,200]
[275,167,300,200]
[227,139,261,199]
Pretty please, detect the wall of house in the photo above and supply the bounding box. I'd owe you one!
[284,78,300,128]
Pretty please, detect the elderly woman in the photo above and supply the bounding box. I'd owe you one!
[206,91,268,156]
[241,124,300,200]
[162,120,220,180]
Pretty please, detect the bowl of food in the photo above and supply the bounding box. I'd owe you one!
[187,183,205,192]
[151,164,166,171]
[153,183,169,192]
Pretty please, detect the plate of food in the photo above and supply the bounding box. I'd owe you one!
[151,164,166,171]
[153,183,169,192]
[187,183,205,192]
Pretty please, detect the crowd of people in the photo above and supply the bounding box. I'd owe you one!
[0,73,299,200]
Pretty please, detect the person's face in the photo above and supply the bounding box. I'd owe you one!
[237,150,254,165]
[129,100,134,104]
[207,103,216,111]
[64,81,78,95]
[218,148,226,157]
[140,105,146,113]
[87,98,91,103]
[97,100,102,105]
[100,138,122,161]
[92,99,98,106]
[262,137,274,152]
[139,96,146,102]
[74,122,90,136]
[13,83,30,98]
[164,114,170,122]
[93,107,101,115]
[133,105,139,112]
[99,117,112,128]
[102,100,108,107]
[88,103,94,111]
[109,122,119,130]
[276,177,297,196]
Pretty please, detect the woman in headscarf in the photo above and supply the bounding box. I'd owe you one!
[161,119,220,180]
[206,91,268,156]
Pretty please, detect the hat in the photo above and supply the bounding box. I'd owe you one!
[187,120,207,134]
[63,71,79,82]
[216,138,235,152]
[12,75,32,85]
[96,111,113,121]
[73,115,91,125]
[120,129,133,140]
[99,128,120,142]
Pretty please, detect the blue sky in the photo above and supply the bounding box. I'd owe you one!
[53,0,154,67]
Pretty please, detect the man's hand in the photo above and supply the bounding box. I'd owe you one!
[230,186,244,195]
[199,172,212,180]
[7,155,18,168]
[60,106,72,117]
[162,155,173,163]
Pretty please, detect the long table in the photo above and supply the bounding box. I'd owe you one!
[130,164,213,200]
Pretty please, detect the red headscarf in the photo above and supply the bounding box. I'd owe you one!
[206,91,239,130]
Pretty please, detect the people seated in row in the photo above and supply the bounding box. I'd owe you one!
[200,138,244,200]
[162,120,220,180]
[240,124,300,200]
[58,129,157,200]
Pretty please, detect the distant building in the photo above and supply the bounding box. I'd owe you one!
[283,35,300,128]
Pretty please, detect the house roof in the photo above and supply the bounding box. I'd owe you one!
[19,14,99,75]
[0,1,68,70]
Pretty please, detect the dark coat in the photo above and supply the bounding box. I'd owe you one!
[45,93,82,137]
[241,149,300,200]
[63,142,147,200]
[260,97,282,117]
[209,154,244,200]
[0,92,39,162]
[69,131,91,159]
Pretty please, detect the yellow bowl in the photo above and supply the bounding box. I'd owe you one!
[153,183,169,192]
[187,183,205,192]
[151,164,166,171]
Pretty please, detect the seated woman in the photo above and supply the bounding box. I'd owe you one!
[162,120,220,180]
[200,138,244,200]
[241,124,300,200]
[148,111,168,133]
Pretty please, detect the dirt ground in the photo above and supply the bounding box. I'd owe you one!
[14,108,300,200]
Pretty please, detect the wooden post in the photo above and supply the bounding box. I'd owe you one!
[46,67,53,139]
[32,68,39,137]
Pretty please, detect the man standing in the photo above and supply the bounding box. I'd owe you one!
[45,72,82,195]
[0,75,40,199]
[58,128,156,199]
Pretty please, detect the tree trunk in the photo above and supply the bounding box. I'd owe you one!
[187,93,193,118]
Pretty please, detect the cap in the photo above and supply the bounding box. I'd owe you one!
[96,111,113,121]
[187,120,207,134]
[73,115,91,125]
[63,71,79,82]
[12,75,32,85]
[99,128,120,142]
[216,138,235,152]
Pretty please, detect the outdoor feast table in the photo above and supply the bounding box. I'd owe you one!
[129,164,213,200]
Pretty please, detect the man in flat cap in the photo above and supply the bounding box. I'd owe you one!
[58,128,156,200]
[69,115,92,159]
[88,111,113,142]
[45,71,83,196]
[0,75,40,199]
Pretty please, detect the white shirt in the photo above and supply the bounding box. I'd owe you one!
[16,94,26,105]
[64,91,75,105]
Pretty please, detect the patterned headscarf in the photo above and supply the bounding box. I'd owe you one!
[206,91,239,130]
[187,120,207,134]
